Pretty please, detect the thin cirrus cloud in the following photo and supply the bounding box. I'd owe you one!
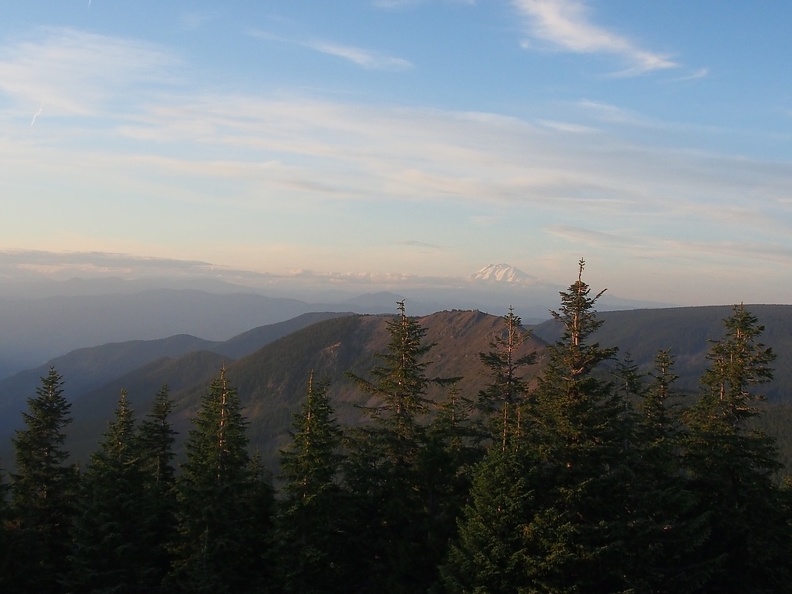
[0,27,177,118]
[512,0,678,75]
[304,40,413,70]
[249,29,412,71]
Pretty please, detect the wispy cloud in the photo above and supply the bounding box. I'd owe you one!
[305,40,413,70]
[537,119,597,133]
[512,0,677,75]
[670,67,709,82]
[544,224,636,247]
[0,27,177,117]
[249,29,412,71]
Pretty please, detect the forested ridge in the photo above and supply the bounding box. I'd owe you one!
[2,262,791,593]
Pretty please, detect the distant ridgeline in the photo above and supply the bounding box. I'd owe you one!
[2,264,792,592]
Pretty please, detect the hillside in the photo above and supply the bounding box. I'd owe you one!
[0,311,351,436]
[4,304,792,473]
[169,310,545,469]
[533,304,792,401]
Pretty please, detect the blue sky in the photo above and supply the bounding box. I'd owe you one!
[1,0,791,305]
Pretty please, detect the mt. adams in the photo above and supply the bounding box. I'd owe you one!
[470,264,538,284]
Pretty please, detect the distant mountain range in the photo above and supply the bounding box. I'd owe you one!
[0,265,671,380]
[2,304,792,473]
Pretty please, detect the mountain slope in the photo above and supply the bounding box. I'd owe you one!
[0,312,353,438]
[169,310,545,469]
[532,304,792,400]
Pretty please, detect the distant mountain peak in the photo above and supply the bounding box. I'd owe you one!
[470,264,537,284]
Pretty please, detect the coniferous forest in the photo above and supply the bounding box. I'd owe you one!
[2,261,791,593]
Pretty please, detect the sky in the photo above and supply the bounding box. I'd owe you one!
[1,0,791,306]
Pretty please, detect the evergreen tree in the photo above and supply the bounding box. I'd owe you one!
[343,301,446,593]
[521,260,633,592]
[276,372,345,594]
[168,369,269,594]
[136,385,179,592]
[138,385,177,486]
[10,367,77,593]
[68,390,155,593]
[439,310,537,593]
[476,307,537,449]
[441,438,537,594]
[419,382,482,591]
[683,304,791,592]
[628,350,709,593]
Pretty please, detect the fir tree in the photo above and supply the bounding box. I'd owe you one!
[521,260,633,592]
[136,385,179,592]
[419,382,482,591]
[683,304,791,592]
[628,350,709,593]
[10,367,77,593]
[276,372,345,594]
[68,390,154,593]
[138,385,177,486]
[476,307,537,449]
[441,438,537,594]
[168,369,269,594]
[343,301,447,593]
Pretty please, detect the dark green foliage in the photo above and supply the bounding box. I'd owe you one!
[683,304,791,592]
[477,308,537,449]
[442,442,537,594]
[534,304,792,402]
[348,301,434,430]
[276,372,346,593]
[168,369,271,594]
[9,367,77,593]
[136,385,179,591]
[520,262,632,591]
[627,351,710,593]
[344,301,452,593]
[68,390,159,593]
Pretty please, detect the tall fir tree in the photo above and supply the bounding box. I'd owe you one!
[68,390,156,593]
[276,372,345,594]
[136,384,179,592]
[521,260,634,592]
[343,301,447,593]
[476,307,537,449]
[9,367,77,594]
[683,304,791,592]
[168,369,270,594]
[441,310,538,593]
[627,350,709,593]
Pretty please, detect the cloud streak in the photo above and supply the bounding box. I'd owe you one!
[512,0,677,75]
[0,27,177,117]
[305,40,413,70]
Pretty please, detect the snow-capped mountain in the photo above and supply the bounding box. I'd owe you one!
[469,264,537,284]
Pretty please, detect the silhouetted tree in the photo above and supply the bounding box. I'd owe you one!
[276,372,345,593]
[68,390,154,593]
[9,368,77,593]
[168,369,271,594]
[683,304,791,592]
